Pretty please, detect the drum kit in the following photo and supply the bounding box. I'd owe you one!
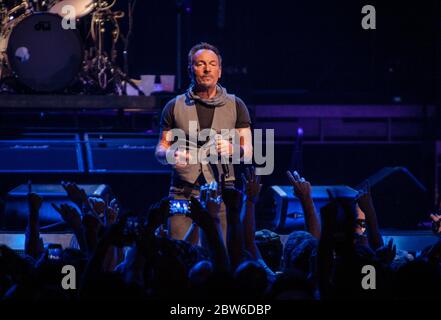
[0,0,142,94]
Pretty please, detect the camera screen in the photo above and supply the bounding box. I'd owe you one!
[48,248,62,260]
[169,200,190,215]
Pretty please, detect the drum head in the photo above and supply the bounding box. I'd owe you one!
[49,0,95,18]
[6,13,83,92]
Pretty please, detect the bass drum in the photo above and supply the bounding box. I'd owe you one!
[49,0,95,19]
[0,12,83,92]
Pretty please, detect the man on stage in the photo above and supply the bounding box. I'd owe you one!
[155,42,253,241]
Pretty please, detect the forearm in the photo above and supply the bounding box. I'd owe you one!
[102,246,123,273]
[25,218,42,259]
[241,200,257,257]
[202,223,230,272]
[365,211,384,249]
[73,227,89,254]
[84,228,99,253]
[155,144,170,165]
[240,145,253,163]
[227,210,245,270]
[240,214,277,279]
[124,251,146,287]
[300,197,321,239]
[362,203,384,249]
[81,238,112,287]
[254,244,277,283]
[183,222,199,245]
[317,238,334,299]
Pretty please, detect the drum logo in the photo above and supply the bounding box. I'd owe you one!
[34,21,51,31]
[15,47,30,63]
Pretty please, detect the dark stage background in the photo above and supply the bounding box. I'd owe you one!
[112,0,439,104]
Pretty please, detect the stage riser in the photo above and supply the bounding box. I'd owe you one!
[278,232,439,254]
[0,233,76,252]
[1,232,437,255]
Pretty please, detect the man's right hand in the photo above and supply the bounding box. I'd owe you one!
[167,149,193,169]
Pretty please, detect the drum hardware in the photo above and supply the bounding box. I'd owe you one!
[0,0,143,95]
[119,0,136,95]
[1,1,32,26]
[31,0,50,12]
[83,0,143,95]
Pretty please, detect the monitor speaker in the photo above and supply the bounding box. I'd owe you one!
[360,167,429,229]
[85,133,170,173]
[270,185,357,233]
[0,133,84,172]
[2,184,112,231]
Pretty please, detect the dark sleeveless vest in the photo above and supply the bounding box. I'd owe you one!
[171,92,238,185]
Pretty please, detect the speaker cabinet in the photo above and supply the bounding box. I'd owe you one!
[362,167,429,229]
[0,133,83,172]
[2,184,112,231]
[85,133,170,173]
[271,185,357,233]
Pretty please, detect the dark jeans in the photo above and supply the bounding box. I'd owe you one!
[168,185,227,242]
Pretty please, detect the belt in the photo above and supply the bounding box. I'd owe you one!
[171,180,201,191]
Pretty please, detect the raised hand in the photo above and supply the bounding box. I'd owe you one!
[242,167,262,204]
[88,196,106,218]
[287,170,311,201]
[61,181,88,211]
[28,192,43,222]
[105,198,120,225]
[145,197,170,233]
[189,195,231,272]
[355,180,384,249]
[375,238,397,264]
[101,215,128,247]
[220,174,243,214]
[51,203,82,231]
[430,214,441,235]
[287,171,321,239]
[200,181,222,222]
[109,198,120,214]
[356,181,375,214]
[82,211,103,232]
[189,196,215,230]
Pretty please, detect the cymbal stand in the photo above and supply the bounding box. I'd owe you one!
[85,0,144,95]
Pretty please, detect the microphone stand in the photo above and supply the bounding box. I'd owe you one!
[88,0,144,95]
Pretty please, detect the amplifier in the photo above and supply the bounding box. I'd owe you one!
[2,184,112,231]
[270,185,358,233]
[85,133,170,173]
[0,133,84,172]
